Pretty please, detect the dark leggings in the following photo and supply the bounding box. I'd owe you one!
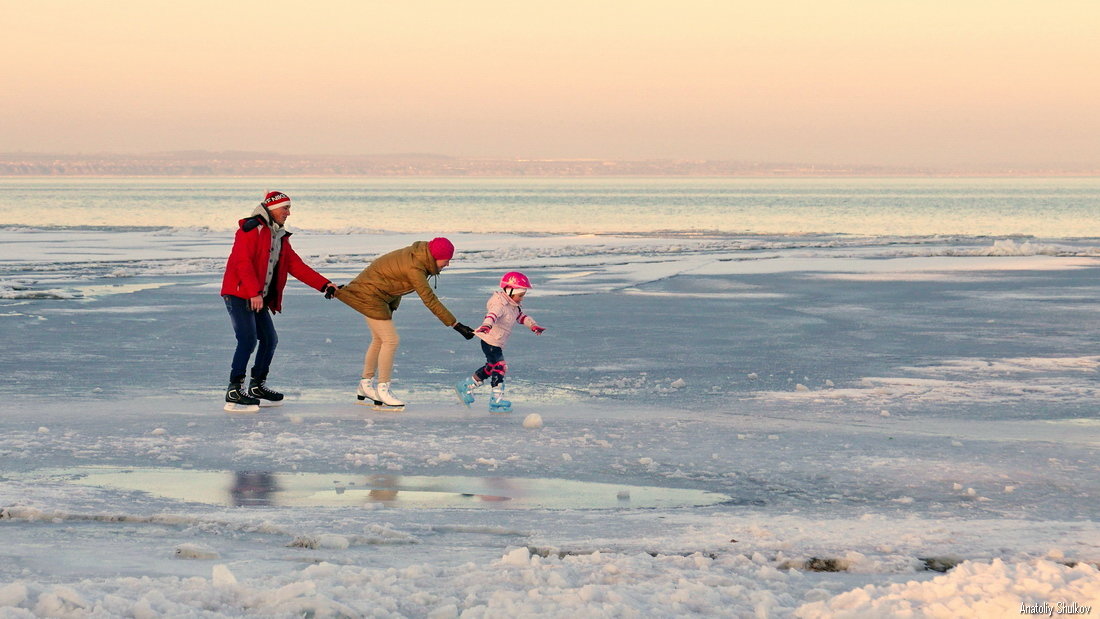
[474,340,506,387]
[224,295,278,383]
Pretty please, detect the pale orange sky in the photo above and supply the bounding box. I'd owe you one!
[3,1,1098,168]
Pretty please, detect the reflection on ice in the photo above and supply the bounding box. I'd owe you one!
[48,467,731,510]
[230,471,280,506]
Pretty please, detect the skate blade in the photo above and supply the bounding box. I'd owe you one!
[224,403,260,414]
[372,404,405,412]
[356,398,383,407]
[257,400,283,408]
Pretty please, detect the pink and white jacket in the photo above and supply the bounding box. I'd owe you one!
[475,290,540,348]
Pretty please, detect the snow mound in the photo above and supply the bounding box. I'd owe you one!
[287,534,351,550]
[0,279,79,300]
[982,239,1063,256]
[0,583,28,607]
[796,559,1100,618]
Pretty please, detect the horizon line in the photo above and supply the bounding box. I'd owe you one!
[0,151,1097,177]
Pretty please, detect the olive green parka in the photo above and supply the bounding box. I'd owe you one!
[334,241,457,326]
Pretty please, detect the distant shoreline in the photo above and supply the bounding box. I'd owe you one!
[0,153,1094,178]
[3,174,1099,179]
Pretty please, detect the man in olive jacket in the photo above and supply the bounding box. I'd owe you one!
[334,237,475,409]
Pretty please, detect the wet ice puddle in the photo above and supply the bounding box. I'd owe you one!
[39,467,732,510]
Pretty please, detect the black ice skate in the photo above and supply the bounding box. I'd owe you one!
[248,378,284,407]
[224,382,261,414]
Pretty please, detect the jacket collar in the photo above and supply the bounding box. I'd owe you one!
[495,289,520,306]
[249,204,284,233]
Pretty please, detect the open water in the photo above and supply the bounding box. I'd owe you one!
[2,177,1098,238]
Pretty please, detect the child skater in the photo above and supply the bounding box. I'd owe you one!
[455,271,546,412]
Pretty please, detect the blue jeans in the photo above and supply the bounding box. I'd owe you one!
[224,295,278,383]
[474,340,506,387]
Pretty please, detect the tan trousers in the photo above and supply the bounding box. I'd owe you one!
[362,317,400,383]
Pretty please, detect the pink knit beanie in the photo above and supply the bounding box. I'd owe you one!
[428,237,455,260]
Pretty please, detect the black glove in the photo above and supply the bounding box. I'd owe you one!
[323,283,341,299]
[453,322,475,340]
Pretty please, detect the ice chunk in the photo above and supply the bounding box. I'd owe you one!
[501,546,531,566]
[0,583,28,607]
[428,604,459,619]
[212,564,237,587]
[318,534,350,549]
[174,543,219,560]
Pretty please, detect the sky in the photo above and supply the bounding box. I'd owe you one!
[3,1,1099,169]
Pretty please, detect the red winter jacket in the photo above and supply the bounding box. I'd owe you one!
[220,216,331,313]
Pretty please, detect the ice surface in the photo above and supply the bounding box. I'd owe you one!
[2,226,1098,616]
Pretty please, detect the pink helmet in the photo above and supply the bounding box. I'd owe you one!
[500,271,532,290]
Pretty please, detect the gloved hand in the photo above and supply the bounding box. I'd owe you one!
[453,323,475,340]
[530,324,546,335]
[475,324,492,334]
[323,283,341,299]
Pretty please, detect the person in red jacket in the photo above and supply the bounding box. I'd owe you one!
[220,191,336,412]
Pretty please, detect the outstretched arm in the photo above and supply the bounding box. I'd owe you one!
[476,293,508,333]
[475,310,498,334]
[519,312,546,335]
[283,244,333,292]
[411,271,458,326]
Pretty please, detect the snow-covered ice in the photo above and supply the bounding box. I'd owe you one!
[2,222,1099,617]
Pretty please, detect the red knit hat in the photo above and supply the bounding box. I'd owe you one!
[262,191,291,210]
[428,237,455,260]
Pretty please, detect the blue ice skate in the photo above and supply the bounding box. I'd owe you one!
[488,385,512,413]
[455,376,478,408]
